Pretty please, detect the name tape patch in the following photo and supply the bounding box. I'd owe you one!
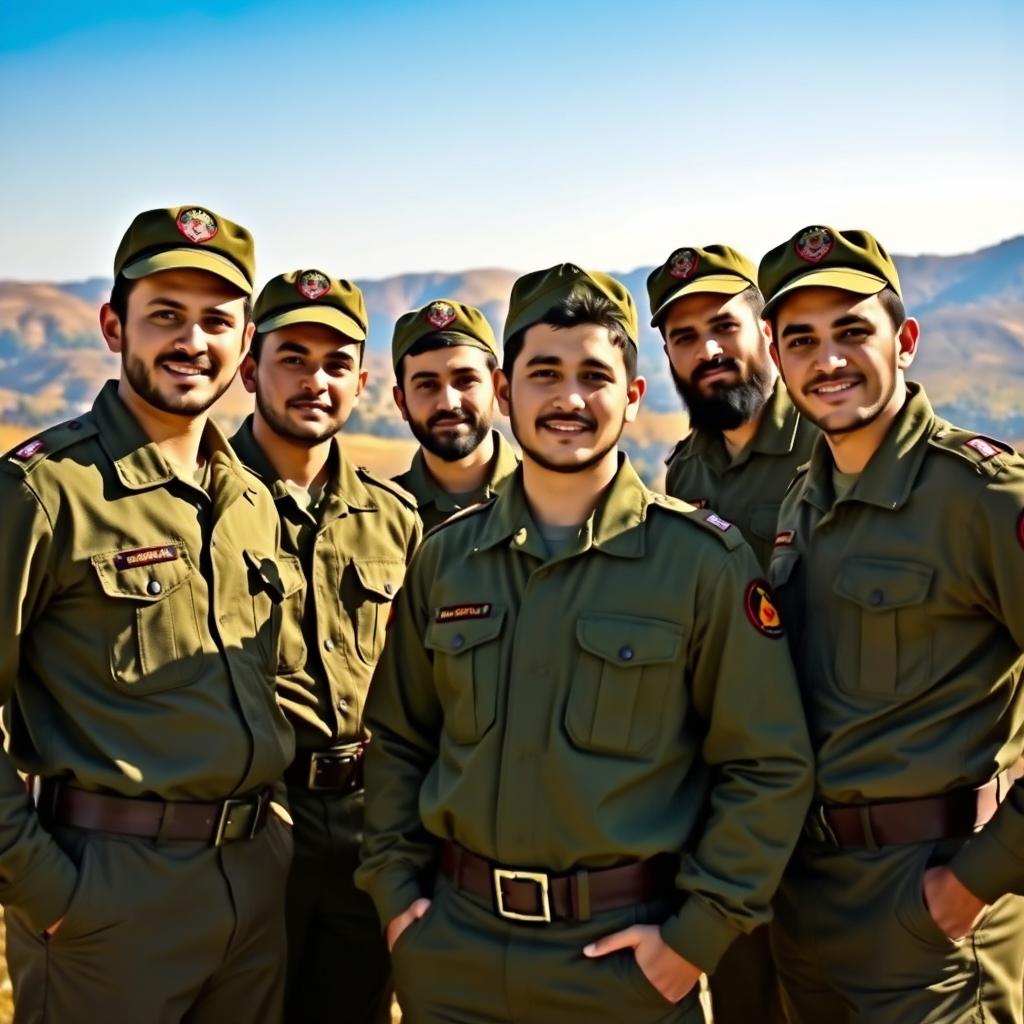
[965,437,1002,460]
[706,512,732,532]
[13,439,44,460]
[774,530,796,547]
[114,545,179,571]
[436,603,492,623]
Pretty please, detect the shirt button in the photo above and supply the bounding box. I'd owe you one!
[619,645,634,661]
[324,638,335,652]
[384,582,394,596]
[147,579,162,596]
[451,634,465,651]
[68,420,82,431]
[337,697,349,712]
[870,590,884,606]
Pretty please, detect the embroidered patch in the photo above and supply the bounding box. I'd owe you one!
[1017,509,1024,552]
[113,545,179,571]
[176,207,218,244]
[12,439,43,460]
[425,301,457,330]
[667,248,699,280]
[685,498,708,510]
[436,603,492,623]
[296,269,331,300]
[706,512,732,531]
[745,579,784,638]
[774,530,796,547]
[965,437,1002,460]
[794,226,833,263]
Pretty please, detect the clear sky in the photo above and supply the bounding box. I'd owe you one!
[1,0,1021,283]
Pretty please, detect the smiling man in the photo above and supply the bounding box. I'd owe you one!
[357,263,812,1023]
[762,226,1024,1024]
[230,270,420,1024]
[0,206,297,1022]
[649,245,817,570]
[392,300,518,530]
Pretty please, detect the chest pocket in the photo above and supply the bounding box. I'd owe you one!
[566,614,683,757]
[274,553,307,675]
[833,558,934,699]
[91,544,203,695]
[352,559,407,666]
[424,608,505,745]
[243,549,287,674]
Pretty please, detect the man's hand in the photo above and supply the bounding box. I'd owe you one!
[923,866,987,940]
[386,897,432,953]
[584,924,702,1003]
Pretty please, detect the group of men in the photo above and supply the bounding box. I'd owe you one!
[0,205,1022,1024]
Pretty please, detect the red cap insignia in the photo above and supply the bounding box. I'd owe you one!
[13,439,43,460]
[667,248,699,280]
[297,270,331,300]
[745,579,784,638]
[795,226,833,264]
[176,207,218,244]
[425,301,457,330]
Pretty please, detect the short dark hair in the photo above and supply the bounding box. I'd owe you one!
[502,291,637,380]
[768,285,906,341]
[108,273,253,327]
[395,333,498,387]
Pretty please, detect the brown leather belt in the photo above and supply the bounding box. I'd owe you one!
[36,780,271,846]
[284,742,365,792]
[806,768,1020,849]
[437,840,677,924]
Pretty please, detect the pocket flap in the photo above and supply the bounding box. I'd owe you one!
[91,542,194,601]
[353,558,407,601]
[243,549,286,603]
[425,606,506,654]
[834,558,933,610]
[275,553,306,598]
[576,614,682,667]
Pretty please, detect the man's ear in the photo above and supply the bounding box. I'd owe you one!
[392,385,410,423]
[99,303,123,354]
[494,368,511,416]
[623,375,647,424]
[240,353,258,395]
[897,317,920,369]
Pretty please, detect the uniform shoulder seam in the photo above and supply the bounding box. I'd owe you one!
[927,426,1020,478]
[423,496,496,539]
[647,492,745,550]
[357,466,419,511]
[1,416,99,477]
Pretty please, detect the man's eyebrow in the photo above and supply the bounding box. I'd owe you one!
[833,314,871,329]
[146,296,236,319]
[409,370,440,382]
[781,322,814,338]
[276,340,310,355]
[525,354,563,367]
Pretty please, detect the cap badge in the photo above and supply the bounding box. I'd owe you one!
[795,227,833,264]
[667,248,699,280]
[296,270,331,301]
[176,207,218,244]
[425,301,457,330]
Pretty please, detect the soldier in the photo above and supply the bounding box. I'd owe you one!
[0,206,297,1022]
[392,299,518,530]
[231,270,420,1023]
[761,225,1024,1023]
[648,244,818,571]
[357,264,813,1023]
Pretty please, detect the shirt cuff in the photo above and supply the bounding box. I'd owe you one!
[659,894,744,974]
[951,826,1024,905]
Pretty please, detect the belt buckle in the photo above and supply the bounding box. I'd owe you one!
[307,748,359,791]
[493,868,551,923]
[815,805,839,846]
[213,793,265,846]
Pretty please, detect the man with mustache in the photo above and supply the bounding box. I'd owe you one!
[0,206,297,1022]
[231,270,420,1024]
[648,244,817,570]
[762,226,1024,1023]
[357,264,812,1023]
[392,299,518,531]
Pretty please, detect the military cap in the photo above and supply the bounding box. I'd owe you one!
[114,205,255,295]
[392,299,498,371]
[759,226,902,319]
[504,264,639,346]
[647,245,758,327]
[254,270,367,341]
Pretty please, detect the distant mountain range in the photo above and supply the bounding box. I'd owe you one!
[2,238,1023,449]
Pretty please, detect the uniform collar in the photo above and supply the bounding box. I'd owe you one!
[801,381,936,514]
[404,429,519,513]
[475,453,649,560]
[93,380,256,509]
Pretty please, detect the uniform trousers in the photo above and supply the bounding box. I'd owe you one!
[771,836,1024,1023]
[7,814,293,1024]
[391,875,704,1024]
[707,924,784,1024]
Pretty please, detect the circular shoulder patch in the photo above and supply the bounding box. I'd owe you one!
[667,248,699,280]
[425,301,457,329]
[794,226,833,264]
[296,269,331,300]
[176,207,218,244]
[744,579,784,638]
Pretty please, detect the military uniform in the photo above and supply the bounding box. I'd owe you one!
[231,270,421,1023]
[391,299,519,530]
[357,265,813,1024]
[761,227,1024,1023]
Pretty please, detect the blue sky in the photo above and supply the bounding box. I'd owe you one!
[1,0,1021,283]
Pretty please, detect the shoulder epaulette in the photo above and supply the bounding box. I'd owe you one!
[357,466,419,512]
[928,426,1021,478]
[1,416,98,476]
[647,492,745,550]
[664,435,691,466]
[784,460,812,495]
[423,496,497,539]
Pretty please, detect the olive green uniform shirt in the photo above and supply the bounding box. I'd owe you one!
[357,456,813,973]
[769,383,1024,904]
[665,380,818,569]
[231,418,421,752]
[0,382,296,933]
[393,430,519,533]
